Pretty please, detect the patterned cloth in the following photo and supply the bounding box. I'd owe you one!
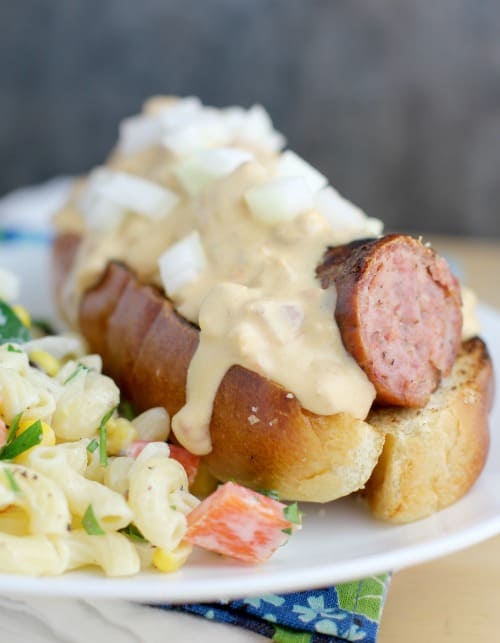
[159,574,391,642]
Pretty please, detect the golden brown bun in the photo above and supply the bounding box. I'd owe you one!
[52,233,494,515]
[53,235,384,502]
[363,337,494,523]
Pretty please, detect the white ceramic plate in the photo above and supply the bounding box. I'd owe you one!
[0,237,499,603]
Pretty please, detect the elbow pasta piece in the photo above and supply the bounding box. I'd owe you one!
[103,456,134,496]
[55,355,103,382]
[128,455,196,551]
[134,441,171,462]
[52,368,119,440]
[25,447,133,531]
[0,463,71,535]
[84,445,106,483]
[60,530,141,577]
[0,369,55,424]
[133,541,155,570]
[53,440,88,473]
[0,345,30,373]
[106,443,170,499]
[132,407,170,442]
[0,506,30,536]
[0,533,68,575]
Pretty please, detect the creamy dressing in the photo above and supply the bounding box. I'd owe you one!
[54,97,476,456]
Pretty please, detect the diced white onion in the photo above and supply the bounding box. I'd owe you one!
[132,407,170,442]
[162,109,231,156]
[24,334,86,360]
[223,104,286,152]
[157,96,203,131]
[117,97,202,155]
[0,268,20,302]
[120,98,285,158]
[79,189,126,231]
[97,169,179,219]
[117,114,164,155]
[82,168,179,223]
[173,147,253,195]
[158,231,208,297]
[315,187,383,238]
[245,177,314,225]
[276,150,328,193]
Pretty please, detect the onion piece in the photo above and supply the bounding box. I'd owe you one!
[0,268,20,302]
[244,177,314,225]
[86,168,179,220]
[117,114,163,155]
[157,96,203,131]
[315,187,383,238]
[276,150,327,193]
[162,109,231,156]
[223,105,286,152]
[117,98,203,155]
[78,189,126,231]
[174,148,253,195]
[158,231,208,297]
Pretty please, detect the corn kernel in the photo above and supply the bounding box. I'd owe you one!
[14,419,56,463]
[12,305,31,328]
[29,350,61,377]
[106,417,138,456]
[153,542,192,573]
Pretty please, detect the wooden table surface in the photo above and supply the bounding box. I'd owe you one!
[378,235,500,642]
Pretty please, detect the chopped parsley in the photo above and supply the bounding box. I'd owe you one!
[0,301,30,344]
[4,468,21,493]
[64,362,91,385]
[283,502,302,525]
[119,399,136,421]
[5,411,22,446]
[98,406,117,467]
[282,527,293,536]
[30,319,56,336]
[86,439,99,454]
[82,504,105,535]
[0,418,42,461]
[6,344,23,354]
[119,524,148,543]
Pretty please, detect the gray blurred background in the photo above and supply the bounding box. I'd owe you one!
[1,0,499,237]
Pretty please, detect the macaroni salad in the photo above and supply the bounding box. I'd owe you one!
[0,270,300,576]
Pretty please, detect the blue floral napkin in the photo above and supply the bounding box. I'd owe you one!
[160,575,391,642]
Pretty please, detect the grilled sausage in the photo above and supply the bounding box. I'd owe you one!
[317,234,463,407]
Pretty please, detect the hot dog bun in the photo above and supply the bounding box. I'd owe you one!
[54,245,385,502]
[51,97,494,522]
[52,233,493,517]
[364,336,493,522]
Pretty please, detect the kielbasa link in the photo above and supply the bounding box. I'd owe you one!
[316,234,463,407]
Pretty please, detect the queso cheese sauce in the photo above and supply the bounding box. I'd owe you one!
[54,97,474,455]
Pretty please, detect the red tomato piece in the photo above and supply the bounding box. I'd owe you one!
[168,444,200,484]
[185,481,299,563]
